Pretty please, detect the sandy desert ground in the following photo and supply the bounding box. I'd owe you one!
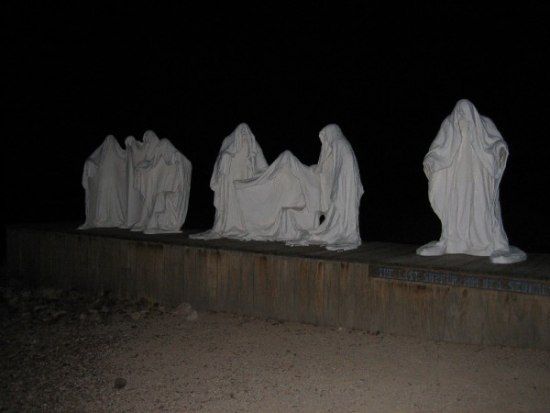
[1,283,549,413]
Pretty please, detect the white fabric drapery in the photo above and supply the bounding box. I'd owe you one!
[295,124,364,251]
[194,123,363,251]
[191,123,268,239]
[80,130,192,234]
[132,131,192,234]
[79,135,128,229]
[235,150,321,241]
[417,99,526,264]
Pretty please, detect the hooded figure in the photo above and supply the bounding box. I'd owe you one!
[131,130,192,234]
[121,131,160,229]
[191,123,268,239]
[234,150,321,241]
[417,99,526,264]
[299,124,364,250]
[79,135,128,229]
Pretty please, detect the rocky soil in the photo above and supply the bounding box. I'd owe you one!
[1,281,549,412]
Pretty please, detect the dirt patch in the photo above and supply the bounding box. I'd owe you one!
[1,286,549,412]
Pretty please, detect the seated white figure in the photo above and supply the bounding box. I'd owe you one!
[131,130,192,234]
[79,135,128,229]
[295,124,364,251]
[191,123,268,240]
[234,150,321,241]
[121,132,160,229]
[417,99,526,264]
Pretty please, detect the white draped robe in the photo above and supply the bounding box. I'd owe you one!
[80,130,192,234]
[191,123,268,239]
[132,131,192,234]
[417,99,526,264]
[79,135,128,229]
[298,124,364,251]
[122,131,159,229]
[235,150,321,241]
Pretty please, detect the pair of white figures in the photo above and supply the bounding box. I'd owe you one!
[80,99,526,262]
[191,123,364,251]
[79,130,192,234]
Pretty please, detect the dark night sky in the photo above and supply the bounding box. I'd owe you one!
[5,3,550,254]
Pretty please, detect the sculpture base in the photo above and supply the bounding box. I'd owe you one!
[490,247,528,264]
[6,223,550,349]
[417,241,527,265]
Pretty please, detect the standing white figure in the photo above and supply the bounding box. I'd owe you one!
[234,150,321,241]
[191,123,268,239]
[298,124,364,251]
[417,99,526,264]
[79,135,128,229]
[131,130,192,234]
[121,132,159,229]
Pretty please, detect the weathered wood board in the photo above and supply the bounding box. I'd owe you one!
[6,224,550,350]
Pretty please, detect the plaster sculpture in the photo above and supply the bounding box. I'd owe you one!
[191,123,268,239]
[121,132,159,229]
[416,99,526,264]
[130,130,192,234]
[234,150,321,241]
[79,135,128,229]
[294,124,364,251]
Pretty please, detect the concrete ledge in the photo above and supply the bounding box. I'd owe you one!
[6,224,550,349]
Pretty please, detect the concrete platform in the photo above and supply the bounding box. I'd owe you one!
[6,223,550,349]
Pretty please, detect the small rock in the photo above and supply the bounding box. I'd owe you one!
[186,310,198,322]
[113,377,127,389]
[41,288,63,300]
[173,302,193,317]
[79,313,87,321]
[52,310,67,320]
[130,311,143,321]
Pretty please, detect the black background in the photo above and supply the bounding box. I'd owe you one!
[5,3,550,256]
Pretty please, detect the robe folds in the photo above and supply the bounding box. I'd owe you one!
[190,123,268,239]
[235,150,321,241]
[122,131,160,229]
[80,130,192,234]
[417,99,526,264]
[194,123,364,251]
[79,135,128,229]
[297,124,364,251]
[132,132,192,234]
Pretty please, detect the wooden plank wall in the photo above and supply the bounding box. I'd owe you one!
[6,228,550,350]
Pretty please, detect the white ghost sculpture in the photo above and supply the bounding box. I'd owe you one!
[79,135,128,229]
[297,124,364,251]
[191,123,268,240]
[417,99,526,264]
[121,132,160,229]
[131,130,192,234]
[234,150,321,241]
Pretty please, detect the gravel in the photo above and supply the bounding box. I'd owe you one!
[1,284,549,412]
